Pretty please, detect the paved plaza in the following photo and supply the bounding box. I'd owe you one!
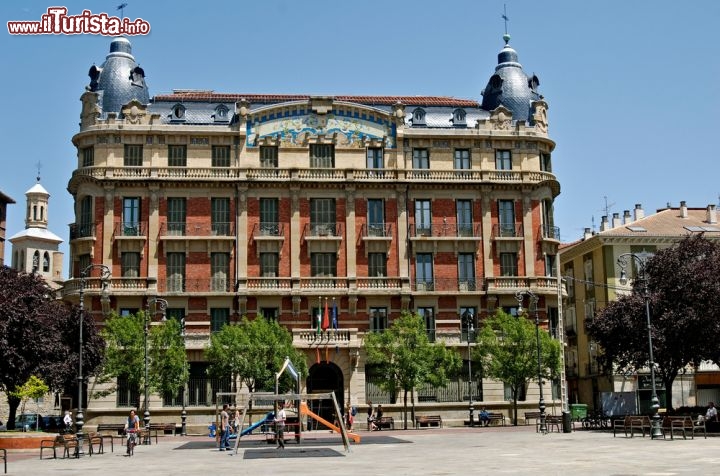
[4,425,720,475]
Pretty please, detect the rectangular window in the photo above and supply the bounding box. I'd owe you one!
[458,253,475,291]
[545,254,557,277]
[412,148,429,169]
[122,197,141,236]
[116,374,140,408]
[78,254,91,276]
[260,146,279,168]
[367,199,385,236]
[456,200,473,237]
[260,307,279,322]
[310,144,334,168]
[168,145,187,167]
[495,150,512,170]
[368,253,387,277]
[498,200,516,237]
[415,253,433,290]
[166,252,186,292]
[167,198,186,236]
[260,252,279,277]
[540,153,552,172]
[504,382,526,401]
[210,252,229,291]
[415,199,432,236]
[366,148,384,169]
[81,146,94,167]
[500,252,518,276]
[259,198,279,235]
[311,253,336,277]
[210,308,230,333]
[121,252,141,278]
[211,197,231,236]
[454,149,471,169]
[79,196,93,237]
[417,307,436,342]
[310,198,336,235]
[212,145,231,167]
[124,144,143,167]
[369,307,388,333]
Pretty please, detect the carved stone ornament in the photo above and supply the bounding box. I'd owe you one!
[80,91,101,129]
[531,100,549,133]
[489,106,513,131]
[121,99,148,125]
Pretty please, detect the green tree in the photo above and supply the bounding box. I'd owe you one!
[149,318,188,405]
[364,312,461,429]
[587,235,720,410]
[474,310,561,425]
[205,316,307,417]
[0,266,104,429]
[11,375,49,428]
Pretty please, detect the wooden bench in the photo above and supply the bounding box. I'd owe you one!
[375,416,394,430]
[96,423,126,449]
[149,423,178,436]
[40,434,79,459]
[663,416,706,440]
[414,415,443,429]
[543,415,563,433]
[486,413,505,426]
[86,432,105,455]
[524,411,542,426]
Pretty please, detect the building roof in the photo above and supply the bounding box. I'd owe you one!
[25,182,49,196]
[9,227,63,243]
[600,207,720,237]
[0,190,15,204]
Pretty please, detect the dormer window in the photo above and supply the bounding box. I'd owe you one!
[130,66,145,88]
[412,108,426,126]
[214,105,229,123]
[490,74,503,90]
[452,108,466,127]
[171,104,186,121]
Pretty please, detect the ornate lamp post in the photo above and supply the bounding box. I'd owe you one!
[617,252,663,439]
[516,290,546,434]
[144,297,168,441]
[462,309,475,426]
[77,264,111,455]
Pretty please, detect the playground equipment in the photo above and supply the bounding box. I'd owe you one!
[300,401,361,443]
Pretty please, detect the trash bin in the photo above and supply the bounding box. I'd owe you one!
[570,404,588,421]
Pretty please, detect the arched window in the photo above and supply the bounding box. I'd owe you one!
[214,105,229,123]
[171,104,186,121]
[40,206,44,221]
[43,252,50,272]
[412,108,426,126]
[452,108,466,126]
[33,250,40,273]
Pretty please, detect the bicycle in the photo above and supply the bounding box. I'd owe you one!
[126,429,138,456]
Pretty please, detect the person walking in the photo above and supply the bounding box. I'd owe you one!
[274,402,287,449]
[63,411,73,434]
[219,404,231,451]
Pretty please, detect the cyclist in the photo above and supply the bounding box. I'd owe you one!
[125,409,140,456]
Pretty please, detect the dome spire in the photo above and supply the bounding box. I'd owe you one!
[502,4,511,45]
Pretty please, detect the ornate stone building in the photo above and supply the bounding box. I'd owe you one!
[64,34,562,426]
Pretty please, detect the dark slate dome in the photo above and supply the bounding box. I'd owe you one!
[88,36,149,114]
[481,34,541,123]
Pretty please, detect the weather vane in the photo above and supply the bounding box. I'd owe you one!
[35,161,42,182]
[502,4,509,35]
[117,3,128,20]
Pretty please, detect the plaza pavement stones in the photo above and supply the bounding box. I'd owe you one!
[4,426,720,475]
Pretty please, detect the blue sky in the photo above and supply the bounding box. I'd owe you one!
[2,0,719,268]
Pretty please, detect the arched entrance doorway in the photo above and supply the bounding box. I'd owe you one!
[306,362,344,429]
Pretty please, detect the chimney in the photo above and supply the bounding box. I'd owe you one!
[623,210,631,224]
[600,215,609,232]
[583,228,593,240]
[708,204,718,224]
[612,212,621,228]
[680,200,688,218]
[634,203,644,221]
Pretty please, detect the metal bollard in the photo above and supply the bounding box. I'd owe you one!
[562,411,572,433]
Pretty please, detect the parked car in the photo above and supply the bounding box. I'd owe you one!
[43,415,65,433]
[15,413,43,431]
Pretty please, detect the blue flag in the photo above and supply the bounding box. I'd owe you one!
[332,300,338,330]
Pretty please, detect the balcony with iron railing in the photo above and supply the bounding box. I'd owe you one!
[69,223,95,240]
[252,222,285,239]
[410,222,481,239]
[541,224,561,241]
[360,223,393,239]
[491,223,523,239]
[114,221,147,238]
[303,223,343,240]
[411,278,482,292]
[159,222,234,237]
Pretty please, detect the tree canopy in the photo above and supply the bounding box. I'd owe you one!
[474,310,561,425]
[0,266,104,429]
[587,235,720,410]
[364,312,461,429]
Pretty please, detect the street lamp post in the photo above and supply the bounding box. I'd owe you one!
[144,297,168,441]
[617,252,663,439]
[462,310,475,427]
[180,316,187,436]
[516,290,547,434]
[77,264,111,455]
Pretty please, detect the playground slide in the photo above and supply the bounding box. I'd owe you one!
[240,411,275,437]
[300,403,361,443]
